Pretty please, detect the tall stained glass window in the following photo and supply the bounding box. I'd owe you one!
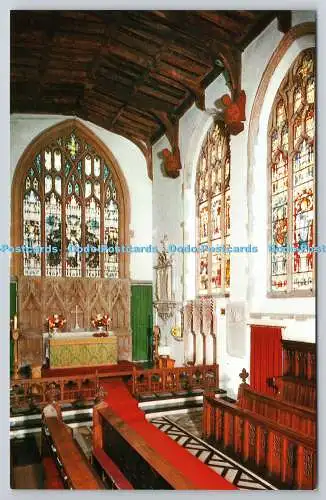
[22,129,120,278]
[269,49,315,295]
[196,121,230,296]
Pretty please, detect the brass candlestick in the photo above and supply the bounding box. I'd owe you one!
[12,328,20,380]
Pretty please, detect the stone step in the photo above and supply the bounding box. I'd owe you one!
[10,407,93,437]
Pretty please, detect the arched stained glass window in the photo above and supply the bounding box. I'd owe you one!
[21,126,121,278]
[269,49,315,295]
[196,121,231,296]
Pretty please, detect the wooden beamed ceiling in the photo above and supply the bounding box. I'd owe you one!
[11,10,288,150]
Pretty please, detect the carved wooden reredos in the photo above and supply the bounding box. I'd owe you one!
[18,276,132,364]
[18,276,130,332]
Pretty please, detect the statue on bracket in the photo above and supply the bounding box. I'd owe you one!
[153,235,176,321]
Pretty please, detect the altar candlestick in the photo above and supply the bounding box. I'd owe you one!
[13,315,17,330]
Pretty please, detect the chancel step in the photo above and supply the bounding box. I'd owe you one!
[10,406,93,437]
[138,389,227,419]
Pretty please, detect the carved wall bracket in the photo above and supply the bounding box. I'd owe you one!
[155,111,182,178]
[208,90,246,136]
[161,147,182,178]
[221,90,246,135]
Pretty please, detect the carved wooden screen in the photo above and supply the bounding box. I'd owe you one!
[13,121,129,279]
[268,49,315,296]
[196,121,230,296]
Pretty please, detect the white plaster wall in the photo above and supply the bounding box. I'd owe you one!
[152,12,316,397]
[10,114,152,281]
[152,135,184,365]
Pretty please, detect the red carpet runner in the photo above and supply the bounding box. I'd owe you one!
[102,379,237,490]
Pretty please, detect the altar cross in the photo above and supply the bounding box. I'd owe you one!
[71,305,83,331]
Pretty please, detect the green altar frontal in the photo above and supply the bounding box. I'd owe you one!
[49,335,118,368]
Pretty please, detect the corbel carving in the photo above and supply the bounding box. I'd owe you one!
[161,148,182,178]
[221,90,246,135]
[207,44,246,135]
[155,111,182,178]
[206,90,246,136]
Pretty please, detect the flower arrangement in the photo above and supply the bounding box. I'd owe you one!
[91,313,111,331]
[47,314,66,332]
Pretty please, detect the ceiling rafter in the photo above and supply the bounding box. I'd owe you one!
[11,10,288,177]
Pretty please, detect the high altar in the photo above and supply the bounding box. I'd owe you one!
[17,277,132,367]
[43,331,118,368]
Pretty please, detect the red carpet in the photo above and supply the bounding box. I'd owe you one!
[102,379,237,490]
[42,361,134,378]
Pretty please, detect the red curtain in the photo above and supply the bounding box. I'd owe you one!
[250,325,282,395]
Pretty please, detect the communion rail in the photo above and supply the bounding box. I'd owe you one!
[203,393,316,489]
[10,372,104,410]
[238,384,316,437]
[131,364,219,397]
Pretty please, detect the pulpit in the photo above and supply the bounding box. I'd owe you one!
[43,331,118,368]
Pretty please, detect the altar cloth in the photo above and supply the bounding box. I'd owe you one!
[44,331,118,368]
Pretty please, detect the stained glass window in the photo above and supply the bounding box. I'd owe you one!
[22,128,120,278]
[196,121,231,295]
[269,49,315,294]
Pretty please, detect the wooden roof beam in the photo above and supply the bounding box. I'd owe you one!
[277,12,292,33]
[238,11,278,49]
[152,11,237,45]
[94,81,176,113]
[210,41,242,99]
[158,66,205,110]
[197,12,246,34]
[109,36,178,130]
[121,13,213,61]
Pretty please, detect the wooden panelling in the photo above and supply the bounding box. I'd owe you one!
[238,384,316,437]
[17,276,131,365]
[203,394,316,489]
[282,340,316,380]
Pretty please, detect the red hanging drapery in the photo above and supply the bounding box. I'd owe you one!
[250,325,282,395]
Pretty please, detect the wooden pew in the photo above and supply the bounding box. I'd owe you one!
[203,393,316,489]
[42,415,104,489]
[275,376,316,410]
[93,404,210,489]
[278,340,316,410]
[238,384,316,437]
[282,340,316,381]
[93,447,134,490]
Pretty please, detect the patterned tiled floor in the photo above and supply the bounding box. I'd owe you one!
[150,415,277,490]
[167,409,202,437]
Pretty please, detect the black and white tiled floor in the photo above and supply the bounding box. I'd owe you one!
[150,415,277,490]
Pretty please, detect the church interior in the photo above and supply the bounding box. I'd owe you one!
[9,9,316,491]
